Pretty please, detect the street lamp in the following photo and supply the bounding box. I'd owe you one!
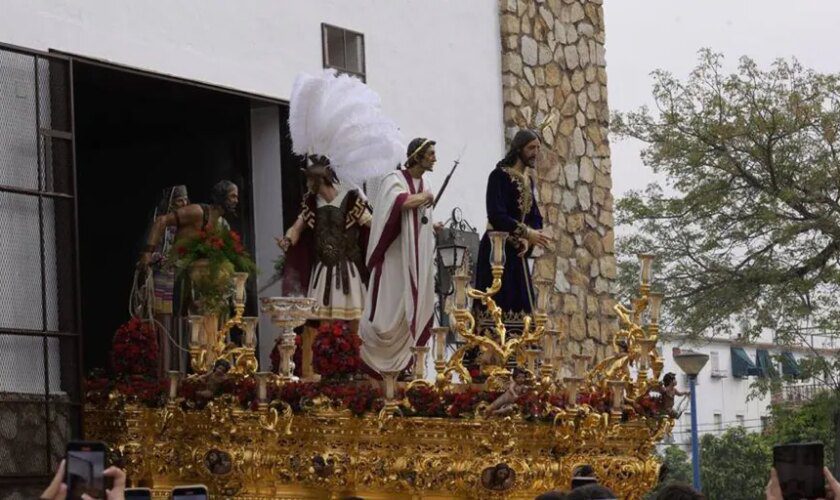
[673,349,710,492]
[434,208,479,327]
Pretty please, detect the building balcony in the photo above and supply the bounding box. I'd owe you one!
[771,383,831,407]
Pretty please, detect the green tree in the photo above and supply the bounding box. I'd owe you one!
[769,392,839,469]
[612,49,840,470]
[700,427,771,500]
[645,444,693,499]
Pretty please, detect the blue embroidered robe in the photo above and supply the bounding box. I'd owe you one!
[474,166,543,315]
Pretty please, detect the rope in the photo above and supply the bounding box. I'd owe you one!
[129,269,190,353]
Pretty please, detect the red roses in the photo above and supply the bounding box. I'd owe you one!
[312,321,363,380]
[111,318,158,378]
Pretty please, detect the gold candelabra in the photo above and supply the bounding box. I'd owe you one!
[187,271,258,375]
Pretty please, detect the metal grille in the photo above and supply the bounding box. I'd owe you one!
[0,43,81,493]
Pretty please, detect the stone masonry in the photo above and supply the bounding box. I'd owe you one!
[499,0,617,364]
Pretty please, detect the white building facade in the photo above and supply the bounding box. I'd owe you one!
[659,333,837,452]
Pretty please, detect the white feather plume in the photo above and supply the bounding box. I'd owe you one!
[289,70,405,187]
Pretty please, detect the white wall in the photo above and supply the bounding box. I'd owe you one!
[0,0,505,231]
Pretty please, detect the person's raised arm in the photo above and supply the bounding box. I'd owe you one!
[276,215,306,251]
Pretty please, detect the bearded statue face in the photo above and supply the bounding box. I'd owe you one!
[518,138,541,168]
[223,185,239,214]
[418,144,437,172]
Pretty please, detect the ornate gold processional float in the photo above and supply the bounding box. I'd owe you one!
[85,234,672,499]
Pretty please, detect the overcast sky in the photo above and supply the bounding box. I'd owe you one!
[604,0,840,198]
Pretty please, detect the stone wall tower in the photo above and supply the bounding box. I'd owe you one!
[499,0,617,363]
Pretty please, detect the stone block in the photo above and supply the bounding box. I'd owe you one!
[570,313,586,341]
[564,45,579,70]
[577,184,591,210]
[577,39,591,67]
[599,255,617,279]
[570,2,585,22]
[501,14,520,34]
[558,234,574,257]
[598,209,613,227]
[583,230,603,257]
[522,35,539,66]
[571,70,585,92]
[572,127,586,155]
[566,213,584,233]
[562,190,577,211]
[587,317,600,337]
[545,63,562,86]
[563,162,579,185]
[602,230,615,253]
[594,171,612,189]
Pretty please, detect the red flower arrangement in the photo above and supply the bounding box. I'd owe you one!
[577,389,612,413]
[111,318,158,378]
[312,321,363,380]
[170,226,256,277]
[635,391,665,418]
[320,383,383,416]
[114,375,167,406]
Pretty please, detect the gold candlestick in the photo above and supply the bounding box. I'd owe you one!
[564,376,583,407]
[411,346,430,380]
[167,370,181,403]
[255,371,270,409]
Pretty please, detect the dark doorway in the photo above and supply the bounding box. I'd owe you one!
[73,62,255,370]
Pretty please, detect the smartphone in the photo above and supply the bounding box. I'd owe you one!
[773,442,825,500]
[125,487,153,499]
[171,484,209,500]
[65,441,107,500]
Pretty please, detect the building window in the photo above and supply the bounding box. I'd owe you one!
[322,23,366,81]
[736,414,745,427]
[714,413,722,432]
[711,351,719,371]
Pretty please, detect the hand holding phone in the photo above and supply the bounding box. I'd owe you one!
[65,441,107,500]
[773,442,825,500]
[171,484,209,500]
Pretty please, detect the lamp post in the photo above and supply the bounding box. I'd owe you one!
[673,350,709,492]
[434,208,478,327]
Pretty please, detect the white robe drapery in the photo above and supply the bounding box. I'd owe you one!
[360,170,436,374]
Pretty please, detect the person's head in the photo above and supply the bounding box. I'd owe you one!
[534,491,566,500]
[212,359,231,376]
[405,137,437,172]
[499,129,541,169]
[303,155,338,194]
[512,367,528,385]
[494,463,513,482]
[535,492,567,500]
[564,484,616,500]
[663,372,677,389]
[211,180,239,214]
[169,185,189,211]
[651,482,705,500]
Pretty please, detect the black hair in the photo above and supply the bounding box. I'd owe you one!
[565,484,616,500]
[535,492,567,500]
[497,129,540,168]
[211,179,237,207]
[406,137,436,167]
[572,464,595,477]
[213,358,231,372]
[663,372,677,386]
[651,483,705,500]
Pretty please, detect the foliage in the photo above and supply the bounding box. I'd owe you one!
[172,225,256,277]
[769,391,839,469]
[612,49,840,353]
[644,445,692,500]
[170,225,256,315]
[699,426,771,500]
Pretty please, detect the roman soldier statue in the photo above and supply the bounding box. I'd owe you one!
[277,69,404,327]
